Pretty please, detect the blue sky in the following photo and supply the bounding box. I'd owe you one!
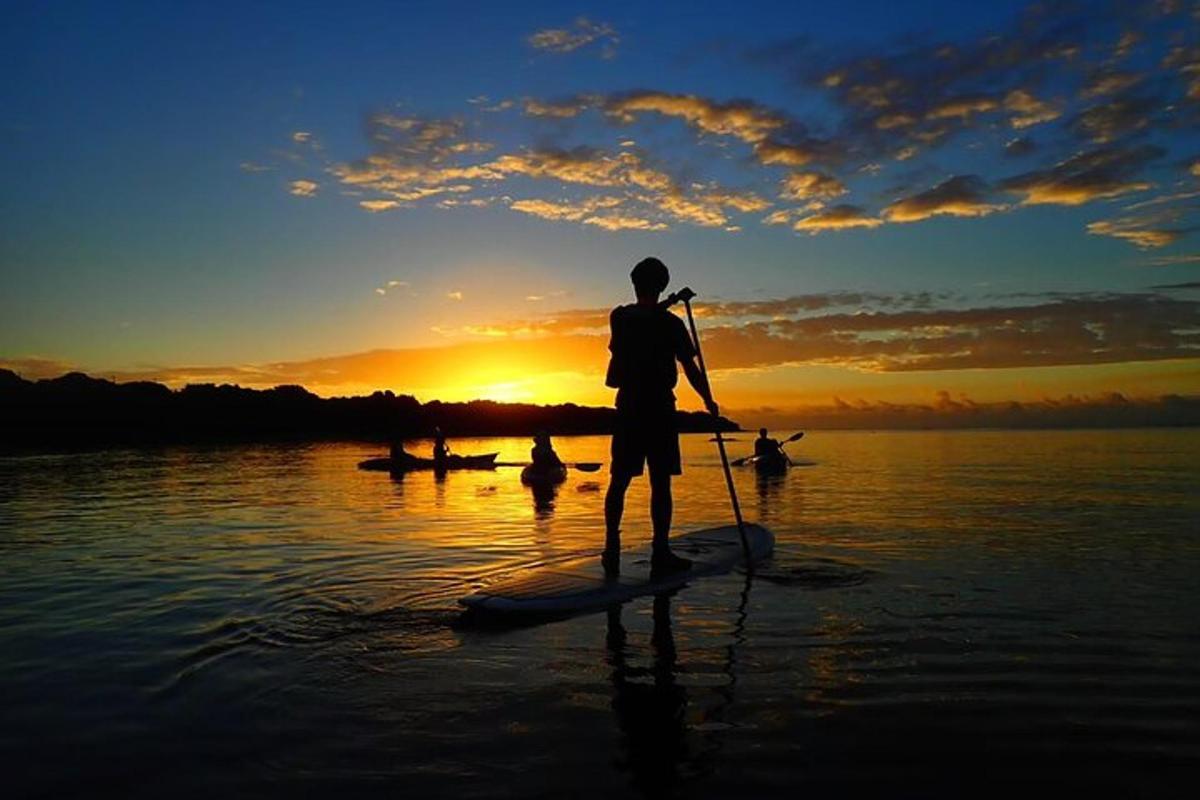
[2,0,1198,412]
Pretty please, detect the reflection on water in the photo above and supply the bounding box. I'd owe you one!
[2,430,1200,797]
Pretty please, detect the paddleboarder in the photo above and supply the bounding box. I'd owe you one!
[604,257,719,575]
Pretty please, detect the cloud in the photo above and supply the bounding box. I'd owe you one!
[927,95,999,122]
[1005,137,1037,158]
[780,171,846,200]
[603,91,785,144]
[1082,70,1142,99]
[360,199,401,212]
[1142,253,1200,266]
[1070,94,1158,143]
[527,18,618,56]
[289,180,318,197]
[582,214,669,232]
[292,131,313,143]
[446,291,464,301]
[1000,144,1161,206]
[374,280,410,296]
[1003,89,1060,129]
[1087,216,1187,249]
[883,175,1007,222]
[522,96,599,118]
[491,147,673,192]
[239,161,271,173]
[508,196,623,223]
[793,204,882,233]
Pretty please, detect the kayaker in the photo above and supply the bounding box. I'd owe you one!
[389,438,420,468]
[530,431,564,470]
[754,428,785,461]
[604,257,718,576]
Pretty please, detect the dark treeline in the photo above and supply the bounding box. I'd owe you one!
[0,370,738,450]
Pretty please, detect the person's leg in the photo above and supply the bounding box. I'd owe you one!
[649,467,691,572]
[604,472,632,572]
[605,473,632,546]
[649,467,672,553]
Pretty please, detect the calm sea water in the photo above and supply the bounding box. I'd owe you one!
[2,430,1199,797]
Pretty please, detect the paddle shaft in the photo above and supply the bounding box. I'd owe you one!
[682,297,751,563]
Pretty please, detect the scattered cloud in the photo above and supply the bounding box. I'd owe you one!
[1142,253,1200,266]
[508,196,623,223]
[884,175,1007,222]
[780,171,846,200]
[239,161,271,173]
[1003,89,1060,129]
[1088,216,1187,249]
[289,180,318,197]
[582,214,668,232]
[527,18,618,57]
[360,199,401,212]
[1000,145,1161,206]
[793,204,882,233]
[259,0,1196,245]
[446,290,464,301]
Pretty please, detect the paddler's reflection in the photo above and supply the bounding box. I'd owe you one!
[606,593,688,796]
[530,481,559,516]
[755,470,784,521]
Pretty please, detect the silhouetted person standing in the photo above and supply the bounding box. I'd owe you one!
[604,257,718,575]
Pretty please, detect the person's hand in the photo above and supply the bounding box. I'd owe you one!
[705,397,720,416]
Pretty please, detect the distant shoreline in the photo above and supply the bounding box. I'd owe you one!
[3,369,1197,453]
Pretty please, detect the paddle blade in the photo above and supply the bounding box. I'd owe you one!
[572,462,602,472]
[786,431,805,442]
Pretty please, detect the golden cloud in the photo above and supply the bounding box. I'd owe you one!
[780,171,847,200]
[883,175,1007,222]
[289,180,318,197]
[793,204,882,233]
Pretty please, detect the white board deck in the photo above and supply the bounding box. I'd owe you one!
[459,523,774,615]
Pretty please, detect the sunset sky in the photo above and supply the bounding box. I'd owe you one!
[2,0,1199,424]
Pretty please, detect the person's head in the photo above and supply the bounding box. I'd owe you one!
[630,257,669,301]
[759,427,768,438]
[534,430,550,445]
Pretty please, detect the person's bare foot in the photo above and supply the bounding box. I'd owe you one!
[602,545,621,576]
[651,550,692,576]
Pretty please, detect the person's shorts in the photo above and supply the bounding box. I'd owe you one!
[611,402,681,478]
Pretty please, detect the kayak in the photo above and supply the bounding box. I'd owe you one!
[358,453,499,472]
[520,463,568,485]
[752,454,789,474]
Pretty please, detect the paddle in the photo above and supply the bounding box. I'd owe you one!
[731,431,805,467]
[494,461,603,472]
[676,289,752,564]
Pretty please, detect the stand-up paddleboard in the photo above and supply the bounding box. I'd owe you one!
[460,523,774,616]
